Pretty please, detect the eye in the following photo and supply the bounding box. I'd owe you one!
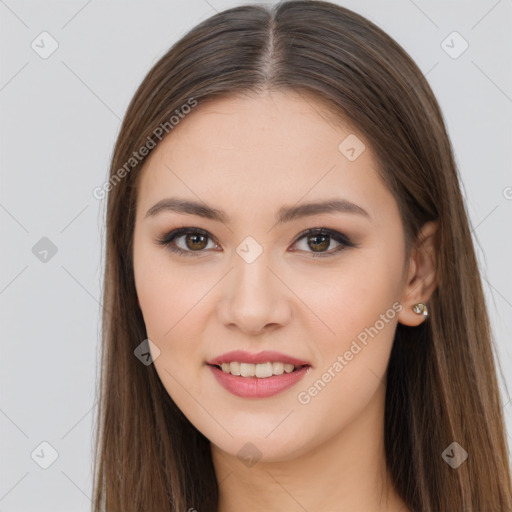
[156,227,356,258]
[156,227,219,257]
[291,228,355,258]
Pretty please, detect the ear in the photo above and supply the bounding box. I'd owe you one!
[397,220,438,327]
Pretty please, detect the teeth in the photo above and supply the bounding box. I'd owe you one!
[219,362,298,378]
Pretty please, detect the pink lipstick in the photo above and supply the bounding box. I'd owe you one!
[206,350,312,399]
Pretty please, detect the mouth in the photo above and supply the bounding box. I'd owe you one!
[206,350,311,378]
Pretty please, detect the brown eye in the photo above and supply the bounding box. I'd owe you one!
[157,227,355,258]
[306,234,330,252]
[156,227,218,257]
[185,233,208,251]
[291,228,355,258]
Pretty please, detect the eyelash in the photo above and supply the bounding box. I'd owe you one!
[156,227,357,258]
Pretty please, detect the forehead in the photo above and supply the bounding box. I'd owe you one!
[136,90,389,223]
[159,90,355,155]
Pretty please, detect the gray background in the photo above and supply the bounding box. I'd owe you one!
[1,0,511,510]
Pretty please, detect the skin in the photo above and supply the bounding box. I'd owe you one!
[132,90,437,512]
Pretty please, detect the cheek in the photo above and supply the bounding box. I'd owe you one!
[289,285,401,458]
[134,242,203,340]
[301,250,404,352]
[292,245,404,411]
[133,244,218,403]
[134,247,169,337]
[133,250,211,408]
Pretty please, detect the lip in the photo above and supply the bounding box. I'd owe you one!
[206,350,311,367]
[207,364,311,399]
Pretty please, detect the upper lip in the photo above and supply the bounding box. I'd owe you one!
[207,350,311,367]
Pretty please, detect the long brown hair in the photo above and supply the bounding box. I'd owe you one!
[92,1,512,510]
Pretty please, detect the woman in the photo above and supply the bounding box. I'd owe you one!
[92,1,512,511]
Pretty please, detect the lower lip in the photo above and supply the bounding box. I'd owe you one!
[207,364,311,398]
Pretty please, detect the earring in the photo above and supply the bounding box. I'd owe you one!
[412,302,428,318]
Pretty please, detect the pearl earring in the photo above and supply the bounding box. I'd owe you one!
[412,302,428,317]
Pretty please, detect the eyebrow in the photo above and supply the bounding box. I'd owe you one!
[145,197,370,224]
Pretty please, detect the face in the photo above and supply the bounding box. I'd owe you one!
[132,90,410,463]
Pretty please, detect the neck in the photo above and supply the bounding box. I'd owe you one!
[212,383,410,512]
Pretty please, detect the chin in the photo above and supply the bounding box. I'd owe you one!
[209,427,313,465]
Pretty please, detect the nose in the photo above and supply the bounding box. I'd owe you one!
[216,251,292,336]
